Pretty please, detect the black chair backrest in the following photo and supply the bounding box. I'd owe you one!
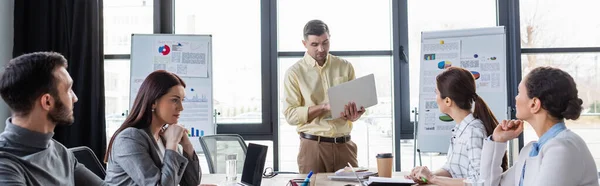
[68,146,106,179]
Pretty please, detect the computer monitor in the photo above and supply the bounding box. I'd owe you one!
[239,143,268,186]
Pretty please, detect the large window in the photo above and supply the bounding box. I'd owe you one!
[278,56,394,171]
[277,0,392,51]
[519,0,600,170]
[99,0,538,172]
[174,0,262,125]
[276,0,397,172]
[103,0,153,54]
[103,0,153,142]
[104,60,131,141]
[519,0,600,48]
[407,0,498,170]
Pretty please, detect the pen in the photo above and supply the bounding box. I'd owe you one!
[301,171,313,186]
[421,177,428,183]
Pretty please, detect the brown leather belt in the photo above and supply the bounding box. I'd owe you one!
[299,132,351,144]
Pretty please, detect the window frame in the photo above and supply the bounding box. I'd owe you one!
[104,0,530,171]
[214,0,274,139]
[272,0,410,171]
[504,0,600,152]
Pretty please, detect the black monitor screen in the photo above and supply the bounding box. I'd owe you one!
[240,143,268,186]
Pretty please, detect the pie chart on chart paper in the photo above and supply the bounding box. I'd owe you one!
[158,45,170,55]
[437,61,452,69]
[439,114,453,122]
[471,71,480,80]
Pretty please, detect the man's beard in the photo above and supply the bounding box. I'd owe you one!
[48,96,74,126]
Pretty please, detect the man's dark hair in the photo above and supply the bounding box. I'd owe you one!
[303,19,330,39]
[0,52,68,116]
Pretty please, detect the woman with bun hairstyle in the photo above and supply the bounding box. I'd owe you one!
[480,66,599,186]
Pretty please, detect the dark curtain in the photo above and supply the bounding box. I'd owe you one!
[12,0,106,160]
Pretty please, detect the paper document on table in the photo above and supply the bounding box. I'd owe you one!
[334,167,373,177]
[366,176,415,184]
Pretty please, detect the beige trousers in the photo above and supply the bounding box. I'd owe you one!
[297,137,358,173]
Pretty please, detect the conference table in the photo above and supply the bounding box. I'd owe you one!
[200,173,314,186]
[200,172,437,186]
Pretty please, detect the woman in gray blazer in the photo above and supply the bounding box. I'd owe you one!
[104,70,201,186]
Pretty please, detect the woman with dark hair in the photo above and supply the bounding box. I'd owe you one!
[104,70,200,186]
[407,67,507,185]
[480,67,598,186]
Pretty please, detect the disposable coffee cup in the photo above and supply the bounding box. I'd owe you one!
[376,153,393,178]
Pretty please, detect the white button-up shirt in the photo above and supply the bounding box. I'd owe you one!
[441,113,486,179]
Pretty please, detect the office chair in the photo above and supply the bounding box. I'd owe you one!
[68,146,106,179]
[199,134,247,174]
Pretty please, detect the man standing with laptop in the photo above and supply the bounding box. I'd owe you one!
[283,19,365,173]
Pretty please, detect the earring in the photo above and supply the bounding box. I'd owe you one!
[152,108,155,112]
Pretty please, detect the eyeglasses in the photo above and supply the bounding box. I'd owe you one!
[262,167,301,178]
[263,167,277,178]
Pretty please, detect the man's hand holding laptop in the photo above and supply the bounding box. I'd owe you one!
[338,102,365,122]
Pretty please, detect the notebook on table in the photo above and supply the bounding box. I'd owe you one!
[365,176,415,186]
[327,167,377,181]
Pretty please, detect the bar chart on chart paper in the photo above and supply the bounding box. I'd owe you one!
[188,127,204,137]
[178,77,213,152]
[185,92,208,103]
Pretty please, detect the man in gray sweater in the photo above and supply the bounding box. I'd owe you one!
[0,52,105,185]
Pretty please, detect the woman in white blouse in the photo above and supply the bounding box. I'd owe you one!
[480,67,598,186]
[406,67,508,185]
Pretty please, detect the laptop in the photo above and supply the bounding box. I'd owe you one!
[237,143,268,186]
[327,74,378,119]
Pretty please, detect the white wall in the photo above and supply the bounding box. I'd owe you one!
[0,0,14,131]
